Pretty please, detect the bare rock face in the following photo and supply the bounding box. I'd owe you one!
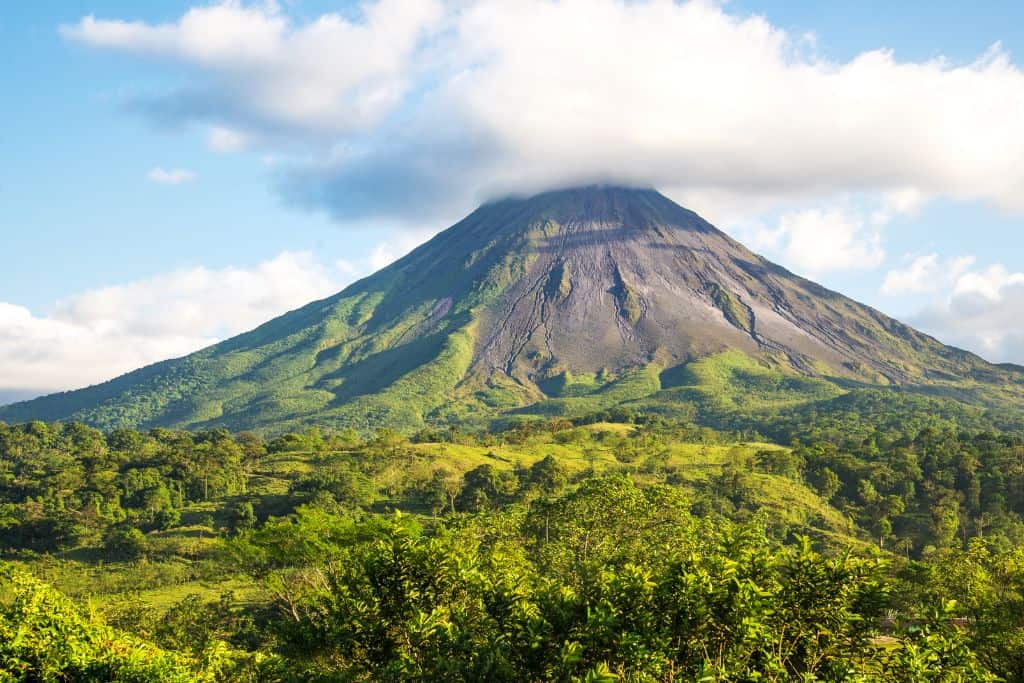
[418,186,981,387]
[3,185,1019,433]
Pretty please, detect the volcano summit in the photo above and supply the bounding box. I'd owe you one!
[3,186,1021,433]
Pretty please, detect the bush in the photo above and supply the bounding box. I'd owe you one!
[104,527,147,562]
[229,501,256,534]
[0,567,204,681]
[150,508,182,531]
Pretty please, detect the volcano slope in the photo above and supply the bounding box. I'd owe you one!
[3,186,1022,434]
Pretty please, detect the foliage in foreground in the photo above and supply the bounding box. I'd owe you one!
[240,481,993,681]
[4,477,1010,682]
[0,565,212,682]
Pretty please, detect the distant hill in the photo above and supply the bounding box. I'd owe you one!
[3,186,1022,433]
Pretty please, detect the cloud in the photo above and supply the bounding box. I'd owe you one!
[276,127,499,222]
[953,263,1024,300]
[881,253,975,295]
[367,228,437,270]
[909,262,1024,364]
[736,192,923,274]
[207,125,250,152]
[0,252,367,398]
[63,0,1024,226]
[0,300,218,402]
[62,0,446,135]
[882,254,942,295]
[761,206,886,274]
[147,167,196,184]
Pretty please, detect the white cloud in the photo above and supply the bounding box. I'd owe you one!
[953,263,1024,300]
[147,167,196,184]
[62,0,445,134]
[752,205,886,274]
[882,254,941,295]
[869,188,926,227]
[910,262,1024,364]
[882,253,975,295]
[367,228,435,270]
[63,1,1024,226]
[207,125,250,152]
[446,4,1024,212]
[0,300,218,401]
[0,252,346,398]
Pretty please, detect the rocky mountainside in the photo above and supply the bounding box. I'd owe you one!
[3,186,1021,433]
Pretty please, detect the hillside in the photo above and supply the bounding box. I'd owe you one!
[3,185,1022,433]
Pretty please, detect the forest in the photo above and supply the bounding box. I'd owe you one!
[2,407,1024,681]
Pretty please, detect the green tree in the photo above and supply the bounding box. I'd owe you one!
[529,455,568,494]
[103,526,147,562]
[229,500,257,534]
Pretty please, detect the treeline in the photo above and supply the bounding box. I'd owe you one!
[798,428,1024,554]
[0,422,260,555]
[707,429,1024,555]
[3,415,1024,559]
[575,400,1024,555]
[707,387,1024,450]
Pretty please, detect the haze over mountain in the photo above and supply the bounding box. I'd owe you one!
[3,186,1021,433]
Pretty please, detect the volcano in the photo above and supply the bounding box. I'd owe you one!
[3,186,1021,433]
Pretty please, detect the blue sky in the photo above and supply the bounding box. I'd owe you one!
[3,1,350,306]
[2,0,1024,401]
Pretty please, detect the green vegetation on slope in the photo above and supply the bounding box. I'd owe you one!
[706,282,755,334]
[512,363,664,420]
